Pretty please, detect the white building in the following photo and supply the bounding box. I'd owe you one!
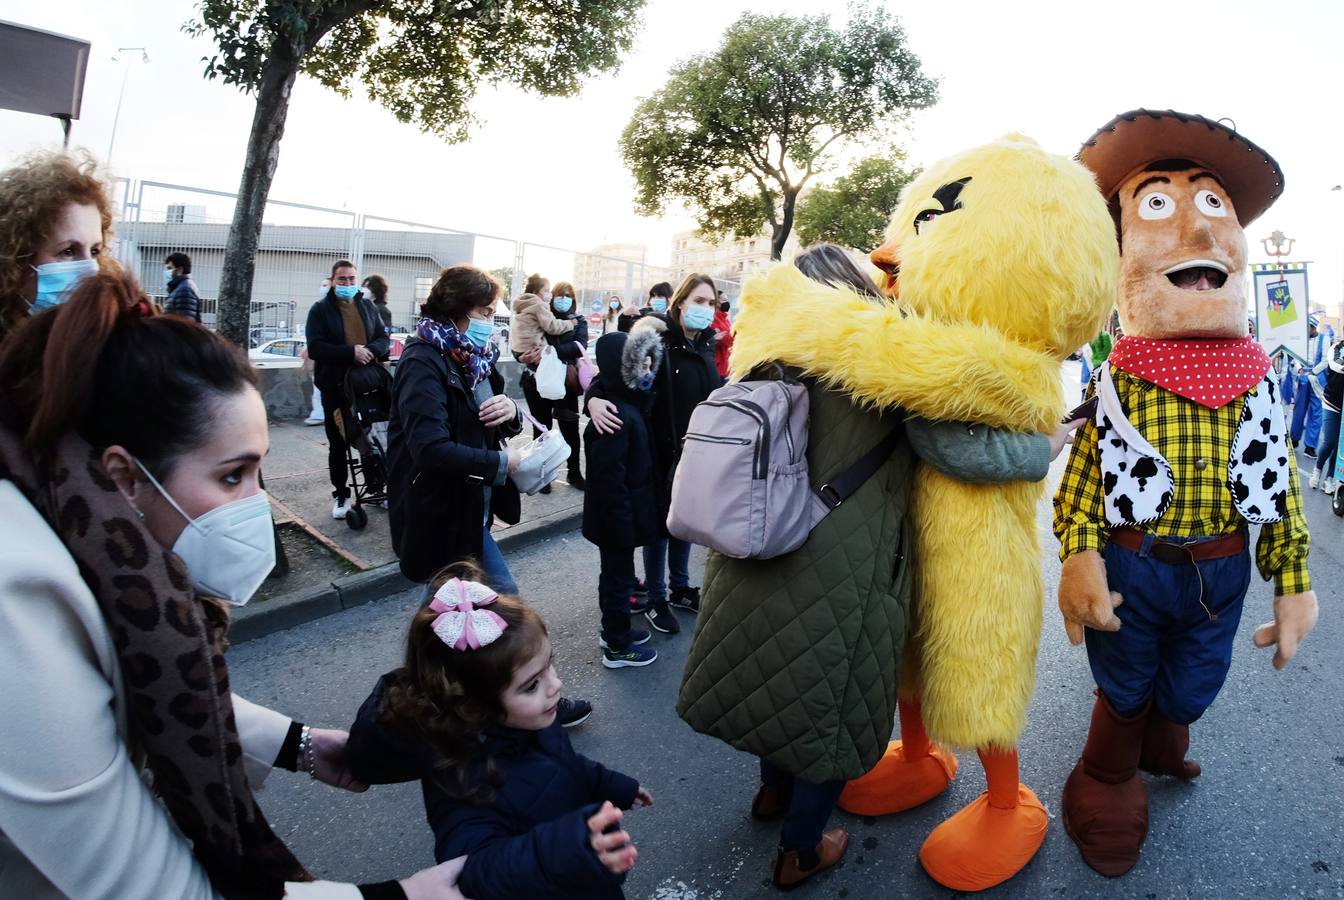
[670,226,799,285]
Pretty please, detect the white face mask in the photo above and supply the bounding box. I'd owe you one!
[135,460,275,606]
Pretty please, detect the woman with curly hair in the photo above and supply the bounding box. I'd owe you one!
[0,151,115,341]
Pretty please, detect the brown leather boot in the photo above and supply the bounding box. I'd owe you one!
[1139,711,1201,779]
[751,782,792,819]
[772,828,849,889]
[1062,693,1150,877]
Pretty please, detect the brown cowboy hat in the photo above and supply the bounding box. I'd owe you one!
[1078,109,1284,226]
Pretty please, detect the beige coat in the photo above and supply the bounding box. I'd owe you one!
[508,293,575,356]
[0,481,359,899]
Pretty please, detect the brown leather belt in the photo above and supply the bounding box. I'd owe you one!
[1110,526,1247,565]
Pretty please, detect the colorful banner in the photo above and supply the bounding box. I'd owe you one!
[1254,266,1310,363]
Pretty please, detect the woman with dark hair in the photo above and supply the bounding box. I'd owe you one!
[387,264,594,728]
[0,151,115,341]
[526,280,589,490]
[0,272,465,898]
[588,273,720,636]
[363,273,394,330]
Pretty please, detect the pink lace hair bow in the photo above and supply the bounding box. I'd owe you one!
[428,579,508,650]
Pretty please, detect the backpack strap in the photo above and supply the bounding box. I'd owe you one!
[815,424,902,511]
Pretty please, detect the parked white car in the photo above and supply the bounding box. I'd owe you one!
[249,338,307,364]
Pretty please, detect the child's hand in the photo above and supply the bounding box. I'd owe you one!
[634,787,654,807]
[587,801,638,875]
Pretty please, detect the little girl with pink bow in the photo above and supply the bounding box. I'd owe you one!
[346,562,651,899]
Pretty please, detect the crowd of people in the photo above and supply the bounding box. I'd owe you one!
[0,128,1331,899]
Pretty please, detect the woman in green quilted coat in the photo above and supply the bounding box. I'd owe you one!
[676,245,1070,889]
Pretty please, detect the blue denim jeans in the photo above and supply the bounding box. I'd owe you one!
[1086,534,1250,724]
[642,537,691,601]
[1318,407,1342,479]
[419,528,518,602]
[1291,377,1323,448]
[759,758,844,852]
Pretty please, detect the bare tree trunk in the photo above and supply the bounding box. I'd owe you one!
[215,45,302,347]
[771,189,799,261]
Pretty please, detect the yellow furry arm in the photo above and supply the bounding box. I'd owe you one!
[1052,381,1109,559]
[730,265,1062,431]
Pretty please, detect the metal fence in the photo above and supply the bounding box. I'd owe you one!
[111,177,739,349]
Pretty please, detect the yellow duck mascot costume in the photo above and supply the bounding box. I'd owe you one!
[729,134,1118,891]
[1054,109,1317,877]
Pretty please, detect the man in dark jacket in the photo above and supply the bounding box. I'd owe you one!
[162,252,200,321]
[305,259,391,518]
[583,331,662,669]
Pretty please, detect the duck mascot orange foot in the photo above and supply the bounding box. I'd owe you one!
[1053,110,1317,877]
[735,135,1119,891]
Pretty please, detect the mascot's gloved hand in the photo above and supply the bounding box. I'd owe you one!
[1252,591,1318,670]
[1058,550,1123,645]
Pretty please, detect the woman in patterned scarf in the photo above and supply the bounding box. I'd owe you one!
[0,271,467,899]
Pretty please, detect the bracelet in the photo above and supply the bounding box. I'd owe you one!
[298,725,317,779]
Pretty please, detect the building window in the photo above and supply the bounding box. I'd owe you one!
[415,277,433,300]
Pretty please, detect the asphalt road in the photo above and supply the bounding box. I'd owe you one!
[229,443,1344,900]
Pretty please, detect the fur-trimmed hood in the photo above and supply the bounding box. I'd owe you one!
[594,329,663,394]
[730,264,1064,431]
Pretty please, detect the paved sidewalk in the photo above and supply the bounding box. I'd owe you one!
[238,415,586,641]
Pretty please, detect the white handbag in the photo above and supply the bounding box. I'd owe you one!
[510,412,571,495]
[535,344,568,400]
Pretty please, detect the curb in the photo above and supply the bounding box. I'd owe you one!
[230,506,582,643]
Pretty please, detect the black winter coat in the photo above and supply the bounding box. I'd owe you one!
[582,333,659,549]
[347,671,638,900]
[164,274,200,321]
[387,339,521,582]
[305,292,392,393]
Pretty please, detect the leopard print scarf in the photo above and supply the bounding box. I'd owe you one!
[0,426,309,898]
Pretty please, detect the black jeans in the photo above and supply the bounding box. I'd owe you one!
[321,386,349,498]
[597,546,636,649]
[520,370,582,475]
[759,759,844,851]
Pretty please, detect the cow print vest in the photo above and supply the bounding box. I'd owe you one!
[1094,363,1289,527]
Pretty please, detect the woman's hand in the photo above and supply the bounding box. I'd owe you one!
[519,346,543,367]
[308,729,368,793]
[399,856,469,900]
[506,448,522,475]
[633,787,654,807]
[479,395,517,427]
[587,802,638,875]
[588,398,623,435]
[1048,418,1086,461]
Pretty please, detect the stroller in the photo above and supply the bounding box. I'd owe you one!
[336,364,394,530]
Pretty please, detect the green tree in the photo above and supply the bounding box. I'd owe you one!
[620,4,936,261]
[188,1,643,346]
[794,154,920,251]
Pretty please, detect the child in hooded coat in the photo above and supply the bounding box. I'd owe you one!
[583,330,664,667]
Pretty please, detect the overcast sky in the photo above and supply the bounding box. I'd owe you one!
[2,0,1342,307]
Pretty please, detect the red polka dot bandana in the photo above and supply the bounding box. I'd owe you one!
[1108,336,1271,410]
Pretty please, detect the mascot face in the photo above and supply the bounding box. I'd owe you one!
[871,135,1118,359]
[1114,161,1248,339]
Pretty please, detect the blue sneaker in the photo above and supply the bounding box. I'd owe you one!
[599,628,650,650]
[602,644,658,668]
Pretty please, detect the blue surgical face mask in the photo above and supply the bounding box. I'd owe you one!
[30,258,98,313]
[651,298,667,313]
[164,268,174,286]
[334,284,360,300]
[554,296,573,314]
[465,317,495,350]
[682,304,715,332]
[637,371,656,392]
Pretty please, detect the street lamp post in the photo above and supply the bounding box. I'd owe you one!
[106,47,149,170]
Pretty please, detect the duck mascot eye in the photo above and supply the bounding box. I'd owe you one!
[676,133,1118,892]
[1054,109,1317,878]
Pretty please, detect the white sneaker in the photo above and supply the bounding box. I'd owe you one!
[1322,477,1337,494]
[304,415,323,426]
[332,496,350,519]
[1309,468,1320,490]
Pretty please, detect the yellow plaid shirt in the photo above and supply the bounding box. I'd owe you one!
[1054,368,1311,595]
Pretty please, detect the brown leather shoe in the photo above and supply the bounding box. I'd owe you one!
[772,828,849,889]
[1139,712,1201,780]
[751,782,791,819]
